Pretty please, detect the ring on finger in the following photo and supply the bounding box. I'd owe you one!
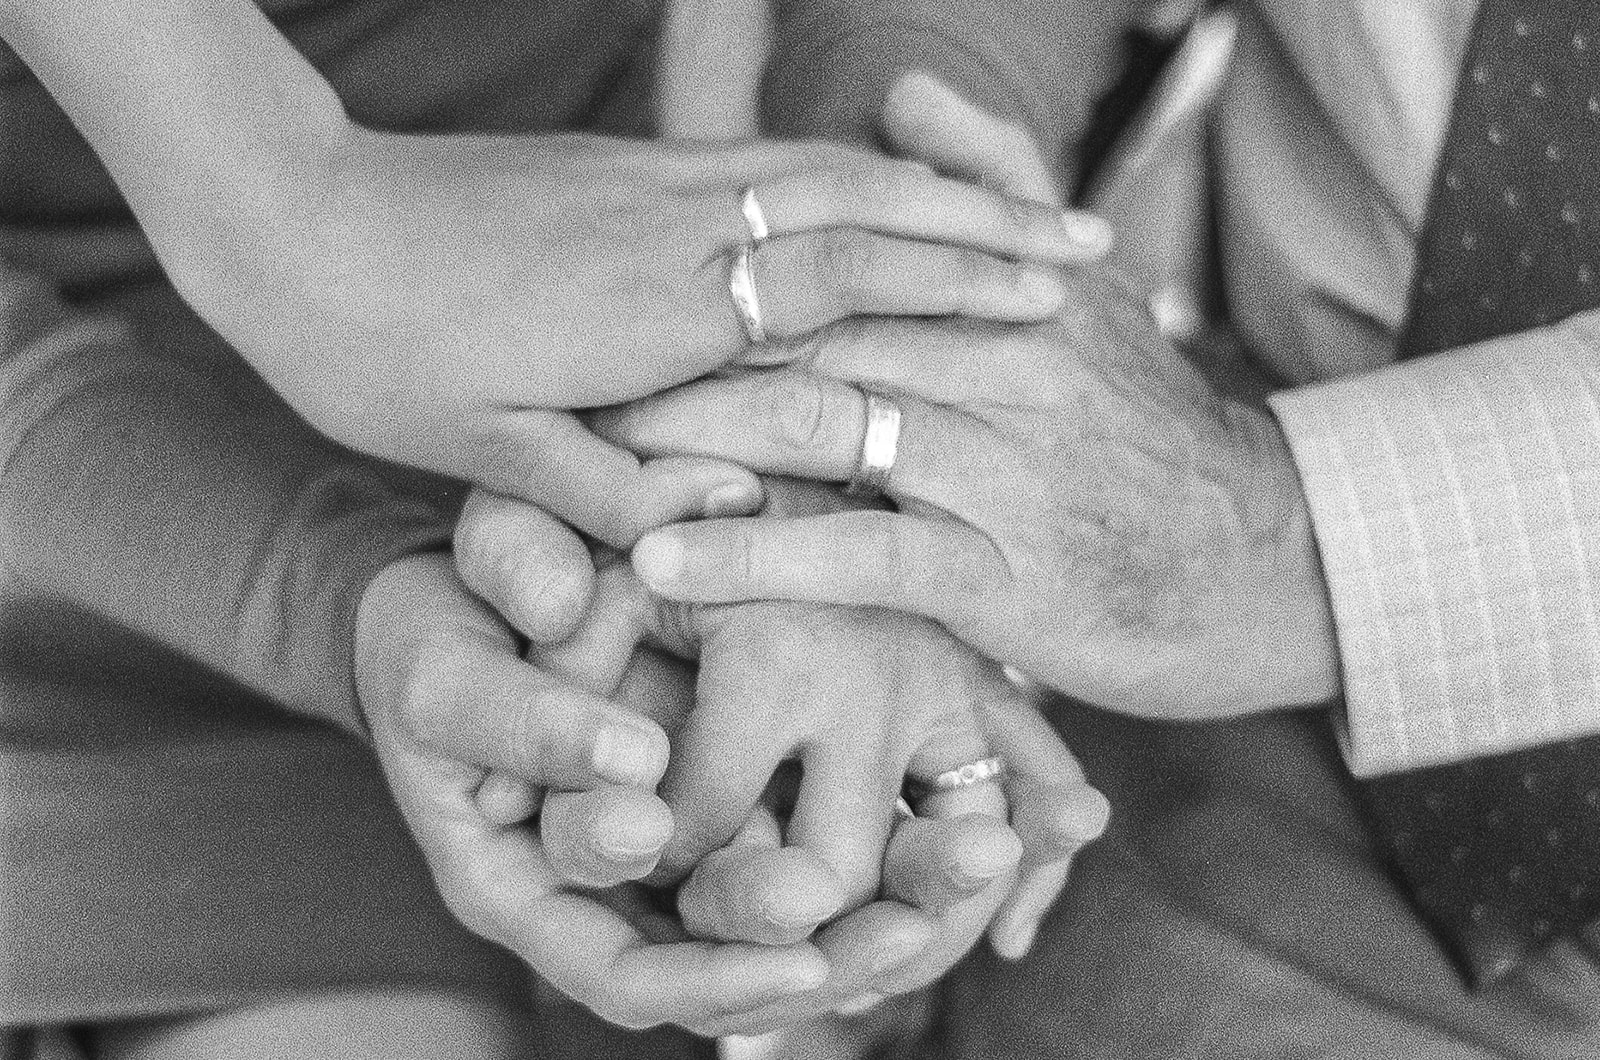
[739,185,771,244]
[846,391,902,496]
[931,755,1007,791]
[728,243,768,344]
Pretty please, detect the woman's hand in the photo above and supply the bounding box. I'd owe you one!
[160,128,1110,546]
[610,272,1341,720]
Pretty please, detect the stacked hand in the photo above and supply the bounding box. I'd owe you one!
[356,497,1109,1035]
[348,73,1118,1035]
[163,88,1104,548]
[616,271,1342,719]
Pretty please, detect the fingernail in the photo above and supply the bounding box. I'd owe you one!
[632,532,685,592]
[1017,266,1065,310]
[760,889,842,930]
[592,723,666,786]
[1060,210,1113,258]
[703,481,758,518]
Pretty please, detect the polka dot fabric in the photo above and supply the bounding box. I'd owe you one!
[1400,5,1600,354]
[1366,0,1600,990]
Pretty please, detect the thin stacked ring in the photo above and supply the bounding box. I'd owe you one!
[728,186,770,344]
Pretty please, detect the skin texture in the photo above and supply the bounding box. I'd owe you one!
[616,270,1342,721]
[355,73,1115,1032]
[356,71,1114,1034]
[3,0,1105,548]
[447,478,1109,1027]
[355,547,1107,1034]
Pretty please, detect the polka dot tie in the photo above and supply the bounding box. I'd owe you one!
[1364,2,1600,988]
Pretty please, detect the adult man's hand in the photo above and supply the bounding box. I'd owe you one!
[611,270,1342,720]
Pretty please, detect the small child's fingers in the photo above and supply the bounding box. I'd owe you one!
[540,786,674,888]
[532,562,657,697]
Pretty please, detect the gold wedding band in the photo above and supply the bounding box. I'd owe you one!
[728,244,767,345]
[931,756,1007,791]
[740,185,770,244]
[846,391,902,496]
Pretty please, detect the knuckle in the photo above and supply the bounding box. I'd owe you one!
[498,687,565,775]
[455,496,591,637]
[943,246,1000,291]
[756,372,829,451]
[822,165,873,209]
[501,556,590,638]
[997,191,1045,236]
[820,231,881,304]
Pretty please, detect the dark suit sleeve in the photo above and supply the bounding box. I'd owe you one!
[0,262,460,736]
[762,0,1141,181]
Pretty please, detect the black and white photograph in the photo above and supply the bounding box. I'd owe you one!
[3,0,1598,1056]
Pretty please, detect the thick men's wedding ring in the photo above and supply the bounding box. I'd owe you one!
[728,244,768,344]
[932,756,1007,791]
[740,186,771,244]
[846,391,901,496]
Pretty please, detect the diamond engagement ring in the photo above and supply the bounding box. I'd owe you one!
[931,756,1007,791]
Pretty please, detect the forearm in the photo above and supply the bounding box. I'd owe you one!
[0,266,457,735]
[763,0,1137,174]
[0,0,344,281]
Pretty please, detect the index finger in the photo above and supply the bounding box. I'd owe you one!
[756,159,1092,266]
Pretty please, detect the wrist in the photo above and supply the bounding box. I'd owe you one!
[1236,414,1342,710]
[1168,405,1340,717]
